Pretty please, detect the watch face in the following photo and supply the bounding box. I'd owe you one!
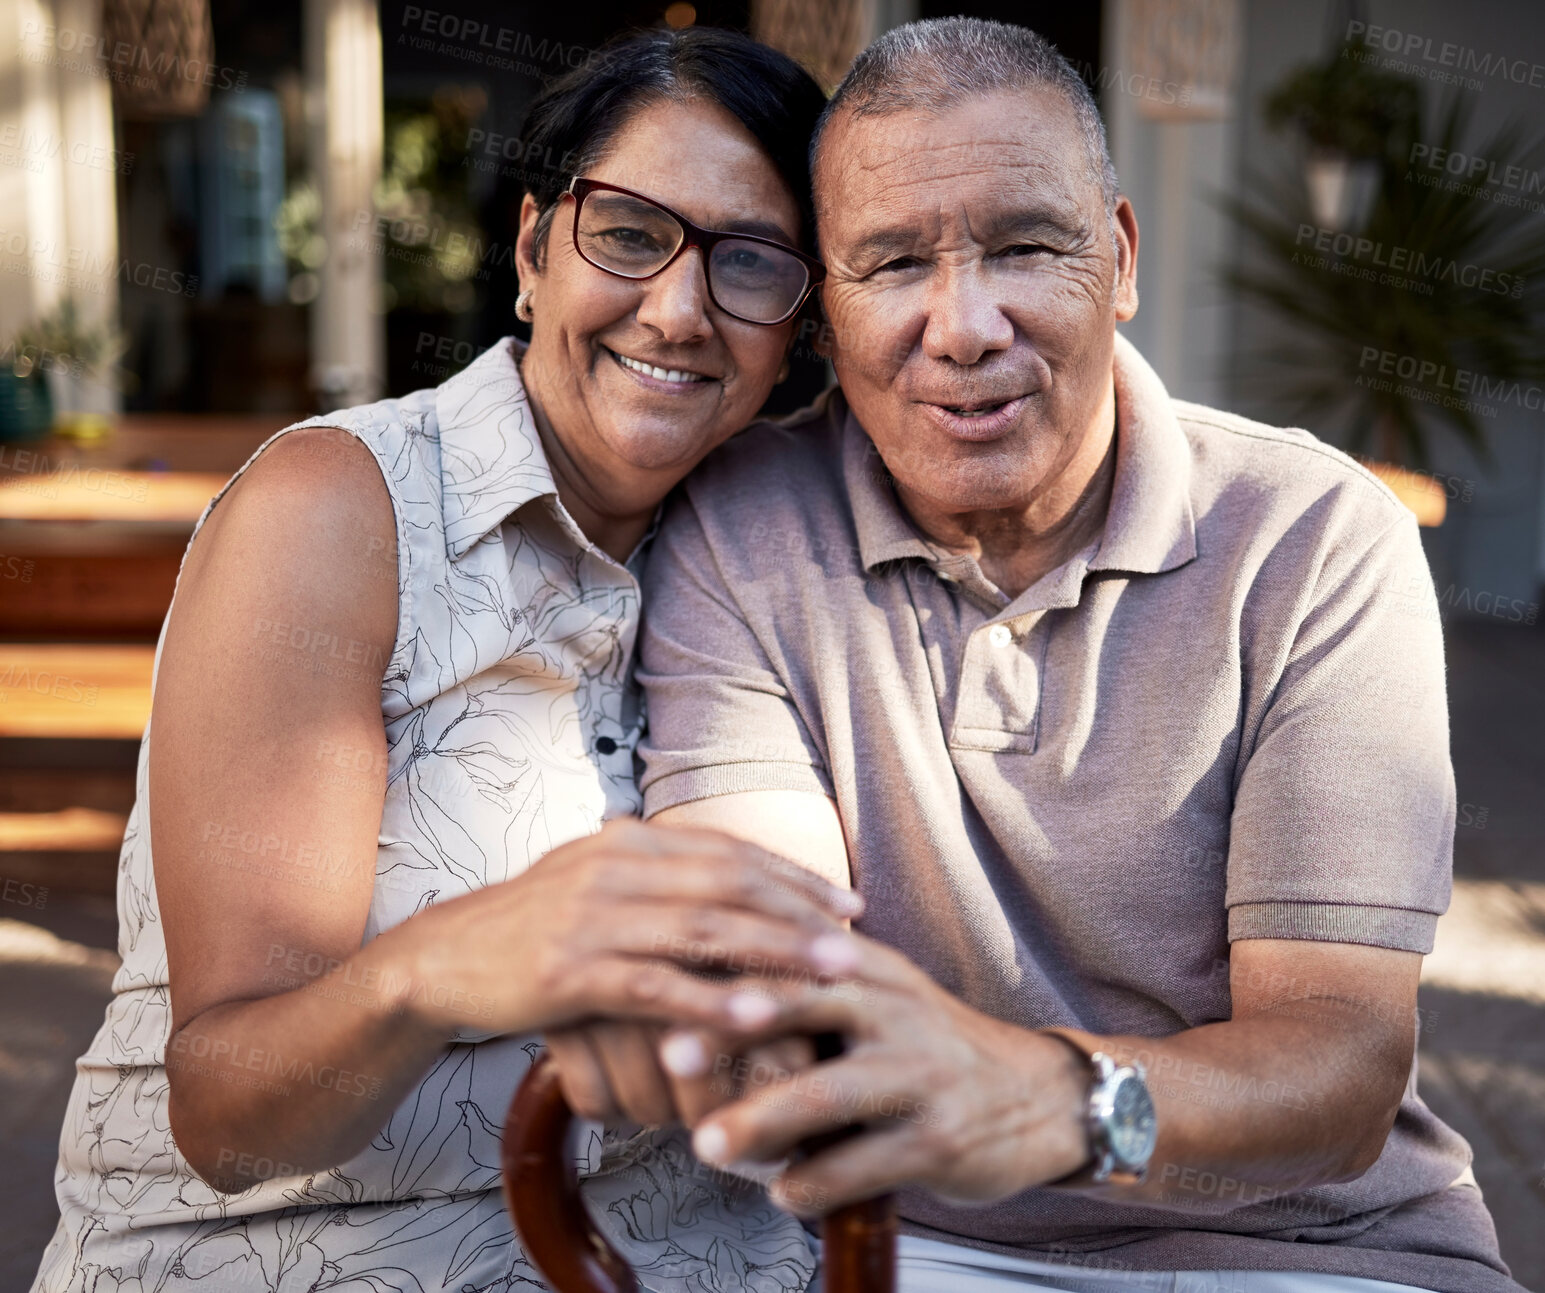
[1108,1073,1158,1166]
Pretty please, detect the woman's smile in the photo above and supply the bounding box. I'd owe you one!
[604,344,718,391]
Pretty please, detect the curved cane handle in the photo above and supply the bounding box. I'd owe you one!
[502,1053,896,1293]
[501,1053,638,1293]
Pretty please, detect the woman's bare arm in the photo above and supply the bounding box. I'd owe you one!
[153,429,448,1190]
[153,445,859,1191]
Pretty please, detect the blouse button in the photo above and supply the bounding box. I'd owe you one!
[595,736,619,755]
[988,624,1013,648]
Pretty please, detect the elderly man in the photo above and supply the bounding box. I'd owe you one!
[567,17,1517,1293]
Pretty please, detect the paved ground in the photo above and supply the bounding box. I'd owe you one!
[1,618,1541,1293]
[0,892,119,1293]
[1414,621,1545,1291]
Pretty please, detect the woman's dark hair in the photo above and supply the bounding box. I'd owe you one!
[515,26,826,265]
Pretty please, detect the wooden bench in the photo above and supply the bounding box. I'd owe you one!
[0,415,284,894]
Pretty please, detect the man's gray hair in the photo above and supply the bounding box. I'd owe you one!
[811,17,1120,213]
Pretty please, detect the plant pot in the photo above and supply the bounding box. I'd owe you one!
[1304,149,1380,231]
[0,369,55,443]
[44,367,116,442]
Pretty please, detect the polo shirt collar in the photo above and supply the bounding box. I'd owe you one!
[843,331,1196,579]
[436,337,560,559]
[842,391,935,572]
[1089,332,1197,576]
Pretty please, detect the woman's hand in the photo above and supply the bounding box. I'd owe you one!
[539,791,860,1129]
[384,817,863,1043]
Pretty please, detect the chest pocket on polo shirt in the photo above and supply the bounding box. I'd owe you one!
[948,615,1048,755]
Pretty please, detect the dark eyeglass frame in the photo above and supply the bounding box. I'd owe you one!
[563,176,826,326]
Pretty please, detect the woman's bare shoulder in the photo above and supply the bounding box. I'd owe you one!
[179,426,400,654]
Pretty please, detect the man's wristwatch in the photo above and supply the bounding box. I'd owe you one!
[1043,1029,1158,1186]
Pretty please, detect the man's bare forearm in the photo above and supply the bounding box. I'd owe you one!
[1054,995,1415,1213]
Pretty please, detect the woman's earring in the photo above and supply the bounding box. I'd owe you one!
[515,289,535,323]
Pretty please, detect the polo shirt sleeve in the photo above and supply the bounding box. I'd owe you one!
[637,492,834,815]
[1226,507,1453,954]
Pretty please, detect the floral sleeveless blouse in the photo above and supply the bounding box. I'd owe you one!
[31,339,818,1293]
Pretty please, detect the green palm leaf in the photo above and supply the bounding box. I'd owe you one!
[1223,65,1545,468]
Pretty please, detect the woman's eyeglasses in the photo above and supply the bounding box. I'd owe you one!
[563,177,825,327]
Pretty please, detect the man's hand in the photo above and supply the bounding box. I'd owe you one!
[661,933,1090,1214]
[544,1020,817,1128]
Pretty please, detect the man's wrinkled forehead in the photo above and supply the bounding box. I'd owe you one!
[812,93,1091,244]
[812,89,1089,231]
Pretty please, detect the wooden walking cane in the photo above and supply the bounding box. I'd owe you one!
[501,1036,898,1293]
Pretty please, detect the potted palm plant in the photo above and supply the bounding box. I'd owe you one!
[1227,56,1545,524]
[1263,37,1419,231]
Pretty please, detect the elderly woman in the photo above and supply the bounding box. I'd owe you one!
[31,27,859,1293]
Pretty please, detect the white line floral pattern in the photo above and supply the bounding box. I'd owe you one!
[30,340,817,1293]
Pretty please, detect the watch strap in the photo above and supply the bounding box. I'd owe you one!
[1039,1028,1148,1188]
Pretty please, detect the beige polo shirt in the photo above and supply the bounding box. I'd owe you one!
[636,335,1516,1292]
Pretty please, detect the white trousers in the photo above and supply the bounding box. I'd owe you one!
[810,1234,1438,1293]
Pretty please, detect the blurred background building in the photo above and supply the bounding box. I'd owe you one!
[2,0,1542,1288]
